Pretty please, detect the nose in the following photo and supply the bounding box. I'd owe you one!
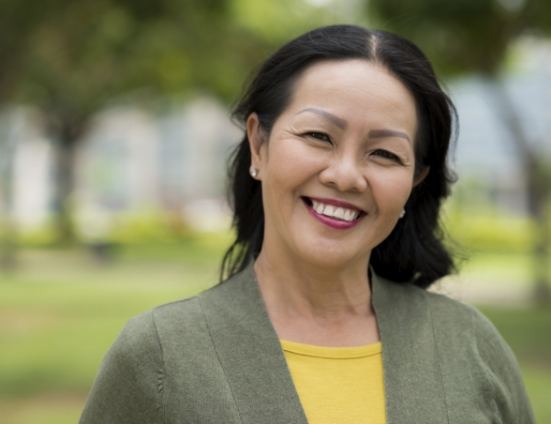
[318,154,368,193]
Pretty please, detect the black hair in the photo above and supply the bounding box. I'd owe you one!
[220,24,457,289]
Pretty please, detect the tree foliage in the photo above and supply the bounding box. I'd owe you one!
[0,0,274,242]
[368,0,551,75]
[368,0,551,304]
[0,0,340,244]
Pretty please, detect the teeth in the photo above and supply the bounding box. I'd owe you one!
[311,200,360,222]
[344,209,355,221]
[334,207,345,220]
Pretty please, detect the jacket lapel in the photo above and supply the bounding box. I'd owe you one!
[372,273,449,424]
[198,265,309,424]
[199,265,448,424]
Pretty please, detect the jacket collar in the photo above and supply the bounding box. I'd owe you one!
[371,271,449,423]
[199,263,447,424]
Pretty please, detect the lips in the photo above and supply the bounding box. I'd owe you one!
[301,196,365,229]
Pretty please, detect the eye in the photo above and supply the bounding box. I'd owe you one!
[304,131,332,143]
[371,149,403,164]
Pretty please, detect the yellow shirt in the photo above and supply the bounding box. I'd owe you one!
[281,340,386,424]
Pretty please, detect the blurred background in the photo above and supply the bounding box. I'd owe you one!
[0,0,550,422]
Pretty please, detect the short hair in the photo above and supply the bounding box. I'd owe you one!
[221,24,457,288]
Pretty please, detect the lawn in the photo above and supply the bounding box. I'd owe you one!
[1,242,549,423]
[481,307,551,422]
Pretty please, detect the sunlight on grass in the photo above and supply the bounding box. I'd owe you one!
[1,242,549,423]
[457,252,545,288]
[0,248,218,398]
[523,366,551,423]
[0,394,83,424]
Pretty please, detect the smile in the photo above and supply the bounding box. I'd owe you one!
[312,199,360,221]
[302,196,365,229]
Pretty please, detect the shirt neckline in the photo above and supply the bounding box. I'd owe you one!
[280,339,382,359]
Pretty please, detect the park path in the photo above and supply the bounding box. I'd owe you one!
[431,275,534,307]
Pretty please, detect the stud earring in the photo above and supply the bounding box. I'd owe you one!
[399,209,406,219]
[249,166,258,178]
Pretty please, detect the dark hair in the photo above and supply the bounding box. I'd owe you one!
[221,24,457,289]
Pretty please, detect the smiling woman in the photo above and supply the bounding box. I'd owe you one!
[80,25,535,424]
[246,59,418,279]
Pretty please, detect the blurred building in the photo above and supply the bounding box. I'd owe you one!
[0,97,240,237]
[0,108,52,230]
[0,40,549,236]
[450,38,551,214]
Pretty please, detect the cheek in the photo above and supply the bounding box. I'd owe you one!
[260,143,304,209]
[370,170,414,209]
[265,139,325,183]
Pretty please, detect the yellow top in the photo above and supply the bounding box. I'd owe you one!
[281,340,386,424]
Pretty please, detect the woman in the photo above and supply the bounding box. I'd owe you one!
[80,25,534,423]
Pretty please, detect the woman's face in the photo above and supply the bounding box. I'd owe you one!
[248,59,420,270]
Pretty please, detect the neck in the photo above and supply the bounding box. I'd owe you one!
[254,250,373,321]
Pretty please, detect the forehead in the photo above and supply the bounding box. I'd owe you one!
[282,59,417,132]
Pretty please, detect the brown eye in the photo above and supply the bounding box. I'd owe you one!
[372,149,402,164]
[305,131,332,143]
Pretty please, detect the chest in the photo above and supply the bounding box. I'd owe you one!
[159,340,501,424]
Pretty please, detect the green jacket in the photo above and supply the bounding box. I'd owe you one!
[80,265,534,423]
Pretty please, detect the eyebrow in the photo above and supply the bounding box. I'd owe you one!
[368,129,411,143]
[296,108,347,129]
[296,107,411,142]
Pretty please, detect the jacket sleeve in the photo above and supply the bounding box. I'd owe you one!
[471,308,535,424]
[79,312,165,424]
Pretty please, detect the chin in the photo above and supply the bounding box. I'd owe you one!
[293,241,368,271]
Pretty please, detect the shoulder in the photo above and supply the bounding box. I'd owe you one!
[394,280,515,362]
[113,296,202,347]
[80,305,175,422]
[150,270,248,331]
[374,274,534,422]
[409,283,511,355]
[420,284,489,331]
[375,274,501,339]
[425,287,534,421]
[112,265,256,355]
[403,282,534,422]
[373,273,480,332]
[129,271,251,354]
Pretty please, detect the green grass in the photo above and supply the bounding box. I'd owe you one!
[1,244,550,423]
[523,366,551,422]
[0,394,84,424]
[458,251,547,284]
[481,307,551,362]
[481,307,551,423]
[0,245,220,398]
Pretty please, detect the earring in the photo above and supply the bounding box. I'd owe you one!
[399,209,406,219]
[249,165,258,178]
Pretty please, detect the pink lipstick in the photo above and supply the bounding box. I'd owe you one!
[302,196,364,230]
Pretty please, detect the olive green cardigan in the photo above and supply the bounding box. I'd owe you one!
[80,265,534,423]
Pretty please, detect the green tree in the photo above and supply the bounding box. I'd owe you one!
[0,1,53,268]
[368,0,551,304]
[0,0,274,244]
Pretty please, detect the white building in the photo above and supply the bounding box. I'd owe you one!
[0,40,549,237]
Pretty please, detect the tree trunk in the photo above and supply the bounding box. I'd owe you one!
[528,164,551,306]
[48,116,85,245]
[0,112,18,271]
[488,78,551,306]
[53,140,76,244]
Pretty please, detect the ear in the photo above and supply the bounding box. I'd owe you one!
[246,113,267,173]
[413,166,430,187]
